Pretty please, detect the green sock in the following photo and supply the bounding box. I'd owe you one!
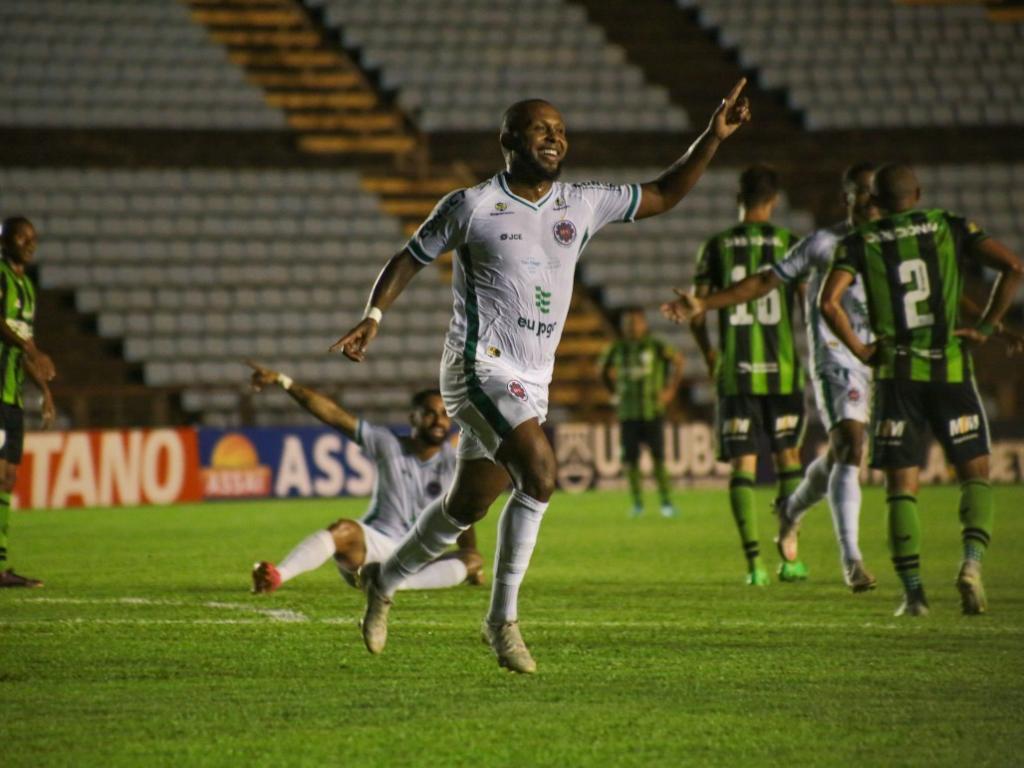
[729,471,761,570]
[778,464,803,500]
[887,494,922,591]
[959,479,993,563]
[626,464,642,509]
[654,461,672,506]
[0,490,10,570]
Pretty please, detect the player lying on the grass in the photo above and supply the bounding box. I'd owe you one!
[246,361,483,595]
[820,163,1023,617]
[0,216,56,589]
[599,306,684,519]
[663,163,880,592]
[330,81,750,673]
[681,165,809,587]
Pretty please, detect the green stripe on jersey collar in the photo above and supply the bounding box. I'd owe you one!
[498,172,555,211]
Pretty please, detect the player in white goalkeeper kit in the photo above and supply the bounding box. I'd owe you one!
[332,81,751,674]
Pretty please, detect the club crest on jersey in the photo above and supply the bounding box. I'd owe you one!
[507,380,529,402]
[552,220,577,247]
[848,388,861,402]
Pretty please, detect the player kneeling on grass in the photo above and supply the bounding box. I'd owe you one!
[820,163,1023,617]
[247,361,483,595]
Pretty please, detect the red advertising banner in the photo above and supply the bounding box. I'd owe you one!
[12,428,202,510]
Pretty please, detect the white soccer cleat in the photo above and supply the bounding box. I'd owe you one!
[481,620,537,674]
[956,560,987,615]
[844,560,877,593]
[359,562,393,654]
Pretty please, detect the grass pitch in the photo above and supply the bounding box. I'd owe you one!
[2,485,1023,767]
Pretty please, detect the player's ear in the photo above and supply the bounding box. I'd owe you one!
[500,128,520,154]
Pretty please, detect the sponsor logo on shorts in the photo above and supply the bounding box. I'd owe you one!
[722,418,750,437]
[508,381,528,401]
[949,414,981,441]
[774,414,800,435]
[552,219,577,247]
[518,316,558,338]
[876,419,906,438]
[848,388,861,402]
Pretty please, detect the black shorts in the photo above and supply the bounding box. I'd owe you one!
[0,403,25,464]
[715,393,805,462]
[869,378,990,470]
[620,418,665,464]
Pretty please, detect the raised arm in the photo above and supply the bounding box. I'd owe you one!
[247,360,358,438]
[820,269,875,364]
[635,79,751,220]
[329,249,425,361]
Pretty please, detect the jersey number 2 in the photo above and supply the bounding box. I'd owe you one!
[728,266,781,326]
[898,259,935,330]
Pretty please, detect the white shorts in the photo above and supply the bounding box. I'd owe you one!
[812,363,871,432]
[439,346,548,461]
[334,521,398,587]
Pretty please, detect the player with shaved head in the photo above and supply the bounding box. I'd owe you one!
[332,82,751,673]
[820,162,1023,617]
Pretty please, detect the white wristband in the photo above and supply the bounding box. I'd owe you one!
[363,306,383,324]
[276,373,294,391]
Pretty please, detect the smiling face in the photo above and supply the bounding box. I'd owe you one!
[0,218,37,268]
[500,100,568,183]
[410,393,452,447]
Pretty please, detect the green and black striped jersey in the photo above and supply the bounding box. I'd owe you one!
[0,259,36,408]
[695,222,804,396]
[831,209,988,383]
[600,335,677,421]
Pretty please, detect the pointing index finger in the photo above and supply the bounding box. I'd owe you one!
[725,77,747,104]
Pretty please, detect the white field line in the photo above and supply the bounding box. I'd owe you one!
[5,599,1023,635]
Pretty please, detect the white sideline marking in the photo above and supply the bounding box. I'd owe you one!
[17,596,309,623]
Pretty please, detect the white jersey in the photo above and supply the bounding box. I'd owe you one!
[407,172,642,386]
[355,420,456,541]
[772,223,874,374]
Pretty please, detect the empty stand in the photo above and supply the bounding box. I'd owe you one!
[680,0,1024,130]
[305,0,690,131]
[1,0,285,129]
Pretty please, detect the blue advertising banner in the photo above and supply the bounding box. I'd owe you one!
[198,426,378,499]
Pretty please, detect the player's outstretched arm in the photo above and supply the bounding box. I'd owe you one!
[688,285,718,374]
[635,78,751,221]
[246,359,358,438]
[329,249,426,361]
[662,269,781,323]
[820,270,876,364]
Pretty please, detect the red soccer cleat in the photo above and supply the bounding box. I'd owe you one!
[251,561,281,594]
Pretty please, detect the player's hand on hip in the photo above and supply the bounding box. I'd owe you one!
[661,288,705,324]
[953,327,991,347]
[245,359,278,391]
[709,78,751,141]
[330,318,378,361]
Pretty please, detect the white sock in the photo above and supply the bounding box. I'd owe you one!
[276,529,336,583]
[827,462,863,565]
[487,490,548,625]
[786,453,829,523]
[397,558,468,591]
[379,498,468,597]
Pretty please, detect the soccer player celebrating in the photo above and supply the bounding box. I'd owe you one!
[683,165,808,587]
[0,217,56,588]
[662,163,879,592]
[599,306,684,518]
[332,81,751,673]
[247,361,483,594]
[819,163,1023,616]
